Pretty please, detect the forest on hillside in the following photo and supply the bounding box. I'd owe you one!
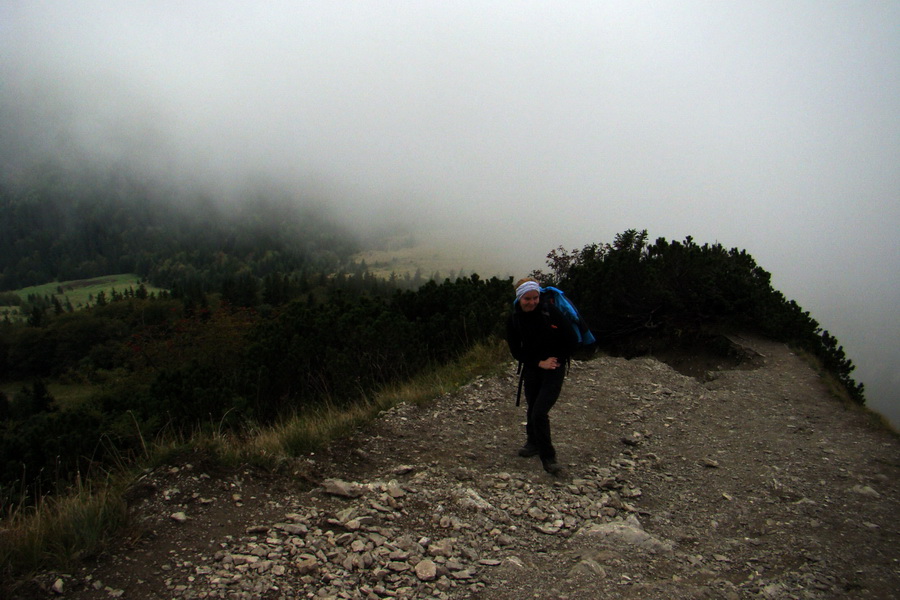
[0,162,359,294]
[0,165,865,503]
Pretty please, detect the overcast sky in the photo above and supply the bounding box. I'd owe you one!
[2,1,898,424]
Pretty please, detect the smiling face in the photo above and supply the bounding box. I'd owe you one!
[519,290,540,312]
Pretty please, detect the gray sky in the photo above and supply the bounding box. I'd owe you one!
[2,1,898,425]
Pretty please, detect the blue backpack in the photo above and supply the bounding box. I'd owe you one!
[539,286,596,347]
[514,286,596,405]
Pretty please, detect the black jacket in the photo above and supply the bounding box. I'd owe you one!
[506,301,578,368]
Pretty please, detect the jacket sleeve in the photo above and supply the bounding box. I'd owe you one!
[506,313,526,364]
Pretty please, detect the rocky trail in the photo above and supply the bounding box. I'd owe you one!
[17,336,900,599]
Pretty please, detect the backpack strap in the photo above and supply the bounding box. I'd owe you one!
[515,361,524,406]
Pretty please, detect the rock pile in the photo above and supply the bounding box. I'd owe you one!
[159,452,658,599]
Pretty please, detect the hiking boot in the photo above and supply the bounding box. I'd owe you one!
[541,457,562,476]
[517,443,539,458]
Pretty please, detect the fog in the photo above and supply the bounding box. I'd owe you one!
[2,1,898,426]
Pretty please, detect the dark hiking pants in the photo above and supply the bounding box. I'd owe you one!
[522,364,566,461]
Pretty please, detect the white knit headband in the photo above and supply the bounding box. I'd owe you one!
[515,281,541,303]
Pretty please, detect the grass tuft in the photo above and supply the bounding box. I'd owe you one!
[0,475,128,584]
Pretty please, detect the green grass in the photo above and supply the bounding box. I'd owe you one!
[15,273,164,309]
[1,274,168,324]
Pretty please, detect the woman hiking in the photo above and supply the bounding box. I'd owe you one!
[506,277,578,475]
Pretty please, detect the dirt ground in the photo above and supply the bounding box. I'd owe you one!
[12,335,900,599]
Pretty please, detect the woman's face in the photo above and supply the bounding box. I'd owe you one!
[519,290,540,312]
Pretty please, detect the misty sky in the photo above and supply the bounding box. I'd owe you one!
[2,1,898,424]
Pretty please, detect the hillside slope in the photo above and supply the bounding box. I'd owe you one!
[17,336,899,599]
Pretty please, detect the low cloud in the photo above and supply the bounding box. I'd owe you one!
[2,1,898,424]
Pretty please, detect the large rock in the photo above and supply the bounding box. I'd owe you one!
[321,478,365,498]
[577,515,674,554]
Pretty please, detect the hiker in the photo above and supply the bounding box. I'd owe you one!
[506,277,578,475]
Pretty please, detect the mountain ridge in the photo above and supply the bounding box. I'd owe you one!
[15,335,898,599]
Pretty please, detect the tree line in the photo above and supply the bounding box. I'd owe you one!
[0,273,512,499]
[538,229,865,404]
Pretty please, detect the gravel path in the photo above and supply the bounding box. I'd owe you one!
[18,336,900,599]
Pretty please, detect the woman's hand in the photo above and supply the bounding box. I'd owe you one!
[538,357,560,370]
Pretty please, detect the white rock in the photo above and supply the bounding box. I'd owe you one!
[851,484,881,498]
[321,478,364,498]
[295,556,318,575]
[415,559,438,581]
[568,558,607,579]
[428,538,454,557]
[577,515,673,554]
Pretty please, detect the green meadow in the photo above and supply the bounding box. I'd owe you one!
[1,274,165,320]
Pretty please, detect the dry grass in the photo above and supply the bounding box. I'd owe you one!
[249,338,509,457]
[0,338,511,584]
[0,475,129,584]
